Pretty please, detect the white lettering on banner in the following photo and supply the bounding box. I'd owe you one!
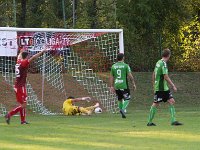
[0,31,18,56]
[19,36,33,46]
[17,32,96,51]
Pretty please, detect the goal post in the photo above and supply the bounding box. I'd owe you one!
[0,27,124,114]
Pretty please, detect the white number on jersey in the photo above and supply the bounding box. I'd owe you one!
[117,69,122,78]
[15,64,20,77]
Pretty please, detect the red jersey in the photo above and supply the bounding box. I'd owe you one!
[15,59,30,87]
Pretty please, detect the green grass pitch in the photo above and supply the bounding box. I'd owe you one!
[1,72,200,149]
[0,107,200,150]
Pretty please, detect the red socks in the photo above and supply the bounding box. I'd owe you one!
[20,108,26,122]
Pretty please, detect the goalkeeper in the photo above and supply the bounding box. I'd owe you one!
[62,96,99,116]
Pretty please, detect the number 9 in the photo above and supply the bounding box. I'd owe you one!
[117,69,121,78]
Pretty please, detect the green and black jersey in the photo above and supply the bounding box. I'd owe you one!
[111,62,131,90]
[154,59,169,92]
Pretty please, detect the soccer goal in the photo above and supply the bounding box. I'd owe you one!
[0,27,124,114]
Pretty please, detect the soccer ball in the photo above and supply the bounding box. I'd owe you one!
[124,109,127,113]
[94,107,102,114]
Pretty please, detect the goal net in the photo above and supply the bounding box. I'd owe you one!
[0,27,124,115]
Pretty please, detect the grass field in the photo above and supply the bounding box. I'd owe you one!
[0,107,200,150]
[0,72,200,150]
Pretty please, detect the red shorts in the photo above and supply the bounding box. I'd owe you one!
[14,86,27,104]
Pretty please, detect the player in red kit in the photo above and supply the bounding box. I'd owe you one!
[5,48,47,125]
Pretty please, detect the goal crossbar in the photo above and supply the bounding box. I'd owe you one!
[0,27,124,53]
[0,27,123,33]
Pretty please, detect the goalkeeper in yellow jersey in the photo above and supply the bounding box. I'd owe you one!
[62,96,99,116]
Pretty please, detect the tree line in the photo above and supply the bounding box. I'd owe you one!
[0,0,199,71]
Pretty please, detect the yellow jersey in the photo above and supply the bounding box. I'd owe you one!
[62,99,80,115]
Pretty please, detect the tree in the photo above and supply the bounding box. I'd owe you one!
[87,0,98,28]
[17,0,26,27]
[0,1,15,26]
[174,16,200,71]
[116,0,191,71]
[0,0,199,71]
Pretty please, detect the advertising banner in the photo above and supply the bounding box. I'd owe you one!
[17,32,97,51]
[0,31,98,56]
[0,31,18,56]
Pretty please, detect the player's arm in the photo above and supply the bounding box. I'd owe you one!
[127,65,136,91]
[29,48,47,63]
[17,49,24,60]
[109,66,115,93]
[109,74,115,93]
[128,72,136,91]
[71,97,91,103]
[17,52,22,60]
[164,74,177,92]
[152,71,156,94]
[152,71,155,88]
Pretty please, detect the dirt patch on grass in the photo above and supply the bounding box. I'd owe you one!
[0,73,99,113]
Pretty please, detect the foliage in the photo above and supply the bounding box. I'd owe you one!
[116,0,187,71]
[175,16,200,71]
[0,0,199,71]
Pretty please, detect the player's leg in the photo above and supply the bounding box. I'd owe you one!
[79,107,91,115]
[147,91,161,126]
[115,89,126,118]
[115,90,123,109]
[123,100,128,113]
[85,103,99,111]
[20,86,28,124]
[147,102,159,126]
[118,100,123,109]
[20,103,28,124]
[168,98,176,123]
[79,103,99,115]
[122,100,128,113]
[168,98,183,126]
[122,89,131,111]
[5,87,23,124]
[5,106,22,124]
[123,99,129,109]
[118,100,127,118]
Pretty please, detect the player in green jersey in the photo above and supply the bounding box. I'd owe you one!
[147,49,183,126]
[110,53,136,118]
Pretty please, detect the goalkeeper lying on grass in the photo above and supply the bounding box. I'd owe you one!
[62,96,99,116]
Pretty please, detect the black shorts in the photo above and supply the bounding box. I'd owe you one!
[115,89,131,101]
[154,90,173,103]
